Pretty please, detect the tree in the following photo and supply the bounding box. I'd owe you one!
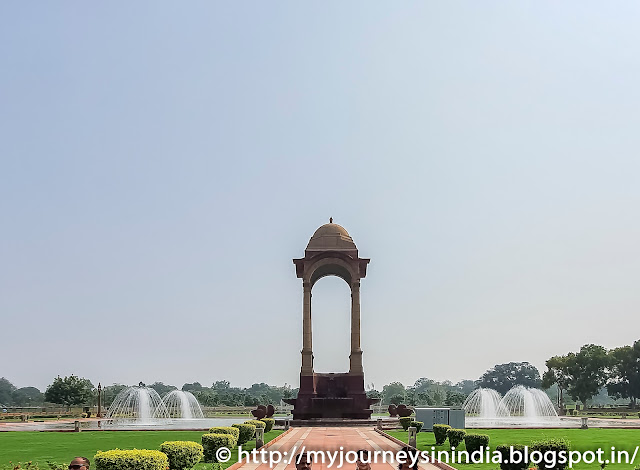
[445,390,466,406]
[182,382,204,392]
[13,387,44,406]
[382,382,406,404]
[607,340,640,408]
[44,375,94,406]
[477,362,542,395]
[0,378,17,406]
[565,344,610,408]
[542,355,572,407]
[149,382,176,397]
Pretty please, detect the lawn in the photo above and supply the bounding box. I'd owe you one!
[386,428,640,470]
[0,430,282,469]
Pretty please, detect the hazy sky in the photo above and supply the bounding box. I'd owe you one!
[1,2,639,392]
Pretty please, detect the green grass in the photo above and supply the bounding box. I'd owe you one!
[387,428,640,470]
[0,430,282,469]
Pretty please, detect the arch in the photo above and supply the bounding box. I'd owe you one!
[305,257,357,289]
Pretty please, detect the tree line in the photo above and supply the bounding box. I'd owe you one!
[542,340,640,409]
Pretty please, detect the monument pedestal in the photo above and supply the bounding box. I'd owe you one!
[285,372,379,420]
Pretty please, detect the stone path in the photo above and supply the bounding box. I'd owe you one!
[231,427,440,470]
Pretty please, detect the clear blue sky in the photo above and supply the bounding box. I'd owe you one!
[1,2,639,391]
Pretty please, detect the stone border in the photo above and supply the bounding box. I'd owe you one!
[374,428,458,470]
[226,427,294,470]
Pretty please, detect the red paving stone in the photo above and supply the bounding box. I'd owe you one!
[234,427,439,470]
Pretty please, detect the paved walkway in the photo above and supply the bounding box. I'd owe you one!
[233,427,439,470]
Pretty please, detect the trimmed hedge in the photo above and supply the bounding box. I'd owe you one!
[464,434,489,454]
[496,444,529,470]
[260,418,275,433]
[208,427,240,447]
[399,416,413,431]
[232,423,257,445]
[159,441,203,470]
[244,419,266,430]
[409,420,423,433]
[433,424,451,445]
[531,438,570,470]
[94,449,168,470]
[201,434,236,463]
[446,428,466,450]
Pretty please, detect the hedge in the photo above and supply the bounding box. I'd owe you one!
[232,423,256,445]
[208,427,240,447]
[409,420,423,433]
[159,441,203,470]
[496,444,529,470]
[464,434,489,454]
[260,418,275,433]
[399,416,413,431]
[201,434,236,463]
[94,449,169,470]
[446,428,466,450]
[433,424,451,445]
[244,419,266,430]
[531,438,570,470]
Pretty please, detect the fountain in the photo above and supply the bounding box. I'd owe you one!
[463,387,509,418]
[105,386,169,422]
[463,385,559,427]
[161,390,205,419]
[501,385,558,421]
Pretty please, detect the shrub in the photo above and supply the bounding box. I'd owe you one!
[496,444,528,470]
[201,434,236,463]
[409,420,423,433]
[244,419,266,430]
[233,423,257,445]
[464,434,489,454]
[399,416,413,431]
[446,428,466,450]
[260,418,275,433]
[159,441,204,470]
[433,424,451,445]
[94,449,168,470]
[531,438,570,470]
[208,427,240,447]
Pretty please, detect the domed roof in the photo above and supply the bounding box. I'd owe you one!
[306,221,357,251]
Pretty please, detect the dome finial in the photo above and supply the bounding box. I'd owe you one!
[329,217,333,223]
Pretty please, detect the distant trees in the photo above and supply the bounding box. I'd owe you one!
[607,340,640,409]
[0,378,44,407]
[477,362,542,395]
[542,340,639,409]
[44,375,94,406]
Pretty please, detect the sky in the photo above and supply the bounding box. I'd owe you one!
[1,2,639,392]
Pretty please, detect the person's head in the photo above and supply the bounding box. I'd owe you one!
[356,449,371,470]
[69,457,90,470]
[397,447,418,470]
[295,453,312,470]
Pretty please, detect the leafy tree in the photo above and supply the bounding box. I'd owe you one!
[445,390,466,406]
[182,382,204,392]
[454,380,476,395]
[44,375,94,406]
[13,387,44,406]
[565,344,610,408]
[382,382,406,404]
[366,389,382,400]
[607,340,640,408]
[388,394,405,405]
[0,377,17,406]
[149,382,177,397]
[542,355,572,407]
[477,362,542,395]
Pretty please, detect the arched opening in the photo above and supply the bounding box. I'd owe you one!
[311,276,351,373]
